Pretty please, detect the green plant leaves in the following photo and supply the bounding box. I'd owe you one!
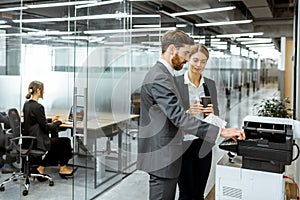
[255,97,292,118]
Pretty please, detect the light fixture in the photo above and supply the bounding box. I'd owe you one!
[148,33,164,37]
[76,0,122,9]
[0,25,12,29]
[170,6,236,17]
[211,41,227,45]
[195,19,252,27]
[133,24,161,28]
[131,15,160,18]
[216,32,264,38]
[159,10,174,18]
[0,6,27,12]
[0,33,27,37]
[21,27,43,32]
[176,24,187,28]
[13,13,128,23]
[109,34,148,38]
[211,44,227,50]
[246,44,275,48]
[0,20,6,24]
[236,37,269,41]
[27,31,73,36]
[240,39,272,44]
[61,36,90,40]
[190,35,205,39]
[13,13,160,23]
[26,1,97,9]
[84,27,176,35]
[141,41,161,46]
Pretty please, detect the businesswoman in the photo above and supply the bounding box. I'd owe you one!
[23,80,75,179]
[176,44,219,200]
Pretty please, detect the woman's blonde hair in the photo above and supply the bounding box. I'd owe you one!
[25,81,44,99]
[190,44,209,59]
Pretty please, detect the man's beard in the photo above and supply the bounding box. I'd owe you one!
[172,53,186,71]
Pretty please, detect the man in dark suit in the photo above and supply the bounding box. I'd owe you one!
[137,30,245,200]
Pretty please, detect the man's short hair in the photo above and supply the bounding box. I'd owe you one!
[161,30,195,54]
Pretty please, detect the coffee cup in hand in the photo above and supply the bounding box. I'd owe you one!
[201,96,211,108]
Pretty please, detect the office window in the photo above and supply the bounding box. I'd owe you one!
[0,30,6,75]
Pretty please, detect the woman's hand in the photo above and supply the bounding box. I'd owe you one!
[52,115,65,124]
[188,100,203,115]
[201,104,214,116]
[52,115,60,122]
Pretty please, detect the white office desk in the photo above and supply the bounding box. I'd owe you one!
[47,110,138,130]
[48,110,140,189]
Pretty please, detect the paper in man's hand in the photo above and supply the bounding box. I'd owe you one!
[202,114,227,128]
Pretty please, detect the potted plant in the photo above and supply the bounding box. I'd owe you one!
[254,97,292,118]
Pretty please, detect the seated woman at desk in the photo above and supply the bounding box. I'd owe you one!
[23,80,75,179]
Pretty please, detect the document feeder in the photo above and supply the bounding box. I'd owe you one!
[219,116,293,173]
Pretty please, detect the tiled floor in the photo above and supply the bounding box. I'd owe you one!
[0,83,281,200]
[95,83,281,200]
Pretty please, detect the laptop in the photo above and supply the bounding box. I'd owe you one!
[66,106,84,123]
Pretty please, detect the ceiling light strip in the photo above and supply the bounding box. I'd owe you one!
[84,27,175,34]
[216,32,264,38]
[133,24,161,28]
[236,37,271,41]
[131,15,160,18]
[13,13,160,23]
[176,24,187,28]
[171,6,236,17]
[76,0,123,9]
[246,44,275,47]
[27,31,73,36]
[0,6,27,12]
[0,25,11,29]
[26,1,97,9]
[195,20,252,27]
[241,40,272,45]
[0,33,27,37]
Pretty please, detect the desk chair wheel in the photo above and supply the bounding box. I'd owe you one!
[49,181,54,186]
[0,185,5,192]
[23,190,28,196]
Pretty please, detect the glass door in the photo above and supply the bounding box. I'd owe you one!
[72,1,132,199]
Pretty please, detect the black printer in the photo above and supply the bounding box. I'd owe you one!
[219,116,294,173]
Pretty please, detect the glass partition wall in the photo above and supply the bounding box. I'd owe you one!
[0,0,162,199]
[0,1,260,199]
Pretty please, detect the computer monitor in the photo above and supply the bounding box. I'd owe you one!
[68,106,84,122]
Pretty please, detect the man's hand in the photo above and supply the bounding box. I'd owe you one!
[220,128,246,141]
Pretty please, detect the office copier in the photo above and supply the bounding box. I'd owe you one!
[215,116,299,200]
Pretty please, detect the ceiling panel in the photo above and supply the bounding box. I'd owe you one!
[242,0,269,7]
[249,7,273,18]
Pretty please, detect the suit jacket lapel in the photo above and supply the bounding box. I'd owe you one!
[175,75,190,110]
[157,63,184,106]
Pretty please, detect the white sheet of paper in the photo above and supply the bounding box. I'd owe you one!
[183,114,227,141]
[202,113,227,128]
[183,134,199,141]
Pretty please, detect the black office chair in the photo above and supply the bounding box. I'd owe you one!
[0,108,54,196]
